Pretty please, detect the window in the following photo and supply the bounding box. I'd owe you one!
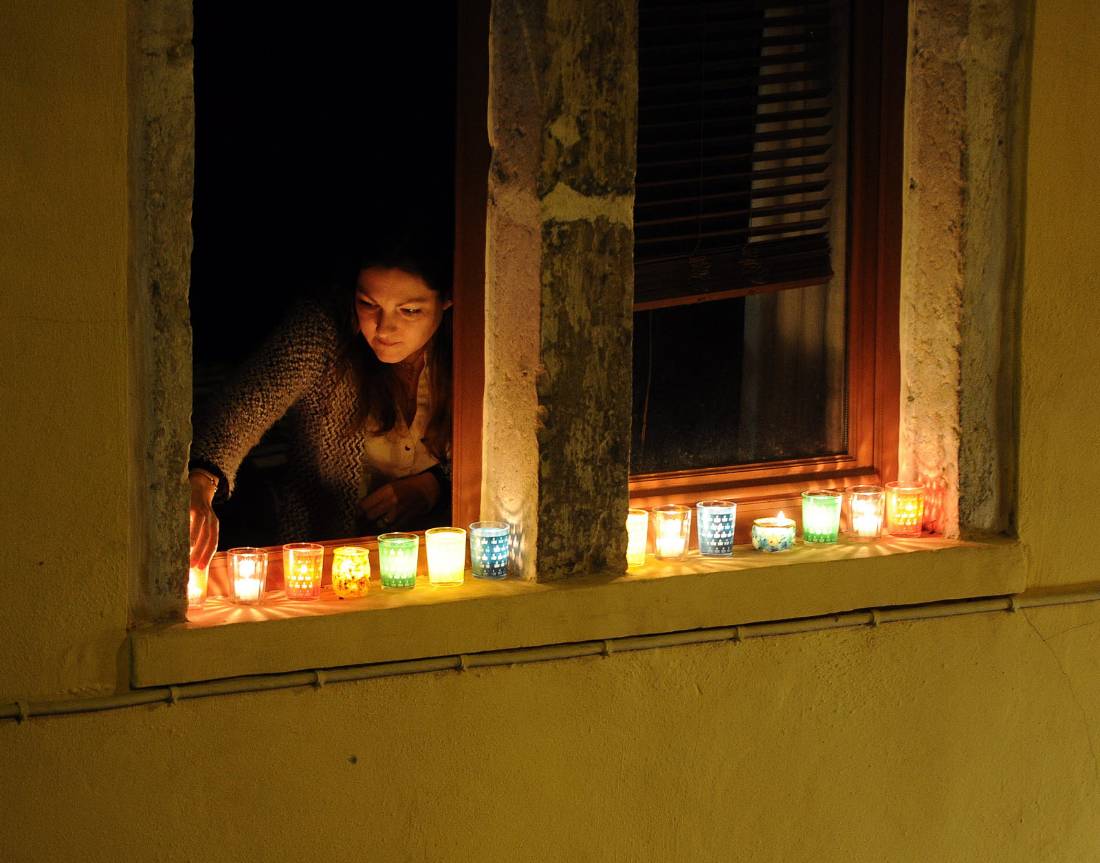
[630,0,904,539]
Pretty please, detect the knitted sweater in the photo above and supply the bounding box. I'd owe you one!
[190,298,445,542]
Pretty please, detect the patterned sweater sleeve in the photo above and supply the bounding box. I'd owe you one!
[190,299,342,498]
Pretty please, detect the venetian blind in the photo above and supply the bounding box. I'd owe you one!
[635,0,837,308]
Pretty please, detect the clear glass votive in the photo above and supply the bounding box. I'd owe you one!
[228,547,268,605]
[331,546,371,599]
[751,512,796,552]
[187,564,209,608]
[282,543,325,600]
[696,500,737,556]
[469,521,511,580]
[846,485,885,540]
[886,481,925,537]
[653,505,692,560]
[801,490,843,543]
[426,527,466,585]
[378,532,419,589]
[626,509,649,568]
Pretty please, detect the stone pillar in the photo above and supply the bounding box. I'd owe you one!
[483,0,636,580]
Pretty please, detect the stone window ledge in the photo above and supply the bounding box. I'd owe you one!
[129,538,1025,688]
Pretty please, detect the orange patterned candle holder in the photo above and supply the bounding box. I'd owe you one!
[331,546,371,598]
[282,543,325,599]
[885,482,925,537]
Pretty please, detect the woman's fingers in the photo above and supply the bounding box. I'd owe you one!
[360,485,399,521]
[188,508,220,569]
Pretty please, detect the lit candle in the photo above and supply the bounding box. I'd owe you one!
[846,485,885,540]
[885,481,925,537]
[282,543,325,599]
[469,521,511,580]
[229,547,268,605]
[331,546,371,598]
[378,532,419,589]
[751,511,796,552]
[187,566,208,607]
[426,527,466,584]
[653,505,691,560]
[801,490,843,543]
[626,509,649,567]
[696,500,736,557]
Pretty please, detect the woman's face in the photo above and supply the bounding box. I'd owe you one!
[355,266,451,365]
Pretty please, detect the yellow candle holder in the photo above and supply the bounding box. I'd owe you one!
[653,505,691,560]
[228,547,268,605]
[331,546,371,599]
[626,509,649,567]
[187,565,209,608]
[426,527,466,584]
[282,543,325,600]
[885,481,925,537]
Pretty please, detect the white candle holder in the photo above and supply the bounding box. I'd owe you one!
[228,547,268,605]
[653,505,691,560]
[426,527,466,585]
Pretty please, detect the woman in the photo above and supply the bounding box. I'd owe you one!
[188,248,453,569]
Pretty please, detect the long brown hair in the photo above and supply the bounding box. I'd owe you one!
[335,246,453,461]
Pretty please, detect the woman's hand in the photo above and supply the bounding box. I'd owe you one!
[359,472,441,530]
[188,472,220,569]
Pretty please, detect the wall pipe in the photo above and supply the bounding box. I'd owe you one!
[3,586,1099,724]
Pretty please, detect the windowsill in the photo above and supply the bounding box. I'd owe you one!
[130,537,1026,688]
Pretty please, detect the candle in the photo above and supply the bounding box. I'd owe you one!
[469,521,511,580]
[282,543,324,599]
[653,505,691,560]
[801,490,843,543]
[696,500,736,556]
[626,509,649,567]
[846,485,885,540]
[378,532,419,589]
[426,527,466,584]
[885,481,925,537]
[187,565,208,607]
[331,546,371,598]
[751,511,796,552]
[229,547,268,605]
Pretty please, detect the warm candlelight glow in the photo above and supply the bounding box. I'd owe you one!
[229,547,268,606]
[626,509,649,567]
[801,490,842,544]
[752,512,796,552]
[187,566,208,607]
[332,546,371,598]
[282,543,324,599]
[378,532,419,589]
[426,528,466,584]
[846,486,885,540]
[653,505,691,560]
[886,482,925,537]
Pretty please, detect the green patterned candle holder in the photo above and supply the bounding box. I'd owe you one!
[801,490,843,543]
[378,532,419,589]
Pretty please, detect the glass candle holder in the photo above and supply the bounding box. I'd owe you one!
[696,500,736,556]
[653,505,691,560]
[426,527,466,585]
[331,546,371,599]
[187,565,209,608]
[886,481,925,537]
[469,521,511,580]
[626,509,649,568]
[751,512,796,552]
[228,547,268,605]
[378,532,419,589]
[282,543,324,600]
[801,490,843,543]
[846,485,885,540]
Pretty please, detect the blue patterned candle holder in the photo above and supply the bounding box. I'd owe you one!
[696,500,737,556]
[378,532,419,589]
[751,514,796,552]
[469,521,511,580]
[801,490,843,543]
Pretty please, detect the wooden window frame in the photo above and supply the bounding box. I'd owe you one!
[629,0,905,542]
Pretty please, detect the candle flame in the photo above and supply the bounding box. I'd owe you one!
[777,510,785,519]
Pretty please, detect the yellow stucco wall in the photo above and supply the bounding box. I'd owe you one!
[1,2,1099,861]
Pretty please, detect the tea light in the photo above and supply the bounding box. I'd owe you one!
[751,511,796,552]
[886,481,925,537]
[846,485,885,540]
[331,546,371,598]
[228,547,268,605]
[696,499,736,556]
[801,490,843,543]
[653,505,691,560]
[426,527,466,585]
[469,521,511,580]
[626,509,649,567]
[187,565,208,607]
[282,543,324,599]
[378,532,419,589]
